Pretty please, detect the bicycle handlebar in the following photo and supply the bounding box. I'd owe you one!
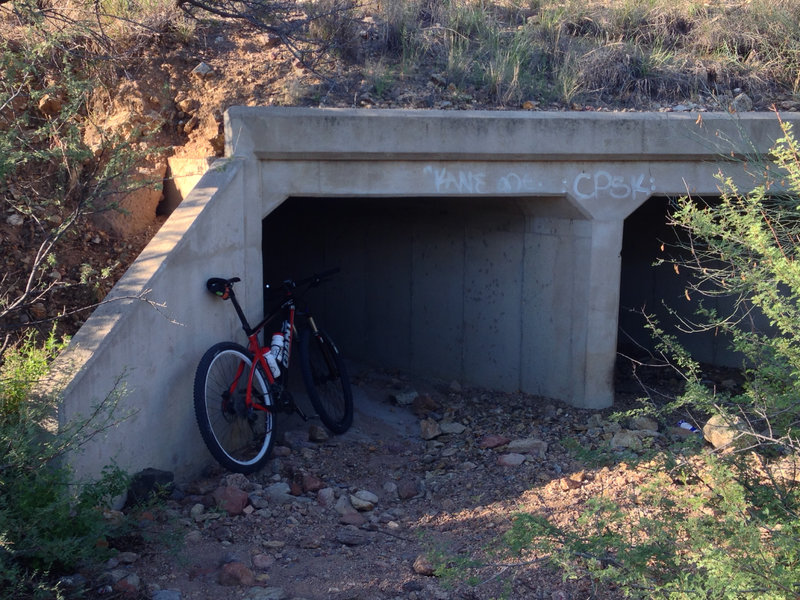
[293,267,340,289]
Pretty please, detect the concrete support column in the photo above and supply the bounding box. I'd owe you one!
[579,218,625,408]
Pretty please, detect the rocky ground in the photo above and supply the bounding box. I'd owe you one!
[55,360,727,600]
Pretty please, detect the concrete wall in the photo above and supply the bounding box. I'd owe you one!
[50,107,800,480]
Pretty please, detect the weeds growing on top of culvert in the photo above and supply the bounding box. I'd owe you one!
[365,0,800,106]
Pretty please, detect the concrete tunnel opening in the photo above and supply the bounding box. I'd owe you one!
[261,194,591,401]
[618,195,752,374]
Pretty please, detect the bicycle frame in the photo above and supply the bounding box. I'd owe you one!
[206,268,339,417]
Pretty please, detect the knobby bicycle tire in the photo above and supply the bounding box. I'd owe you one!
[299,328,353,434]
[193,342,275,473]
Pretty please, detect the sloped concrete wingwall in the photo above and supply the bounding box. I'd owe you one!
[49,158,266,481]
[51,107,799,481]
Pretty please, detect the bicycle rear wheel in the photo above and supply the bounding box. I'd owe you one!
[193,342,274,473]
[299,328,353,434]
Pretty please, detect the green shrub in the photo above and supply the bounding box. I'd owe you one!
[0,334,131,598]
[498,119,800,599]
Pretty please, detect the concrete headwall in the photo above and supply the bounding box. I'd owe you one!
[50,107,799,480]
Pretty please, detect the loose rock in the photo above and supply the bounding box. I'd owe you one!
[412,554,436,576]
[218,562,255,586]
[507,437,548,458]
[308,424,329,442]
[335,527,371,546]
[420,418,442,440]
[212,485,249,515]
[498,453,526,466]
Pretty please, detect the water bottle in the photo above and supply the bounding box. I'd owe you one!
[270,332,284,370]
[263,347,280,378]
[677,420,700,433]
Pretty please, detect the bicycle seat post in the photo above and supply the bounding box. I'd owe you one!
[227,289,255,337]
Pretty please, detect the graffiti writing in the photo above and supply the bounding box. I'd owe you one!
[423,166,487,194]
[497,172,540,193]
[570,171,654,201]
[422,166,655,200]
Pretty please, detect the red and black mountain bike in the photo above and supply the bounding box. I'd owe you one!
[193,269,353,473]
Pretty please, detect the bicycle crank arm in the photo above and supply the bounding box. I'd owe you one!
[294,404,309,421]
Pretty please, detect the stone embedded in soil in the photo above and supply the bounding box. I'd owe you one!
[560,472,586,491]
[629,416,659,432]
[223,472,252,490]
[299,536,323,549]
[350,490,379,511]
[191,61,213,78]
[218,561,255,586]
[506,437,548,457]
[335,526,372,546]
[252,554,275,571]
[412,394,439,417]
[113,573,140,595]
[479,434,511,449]
[391,388,418,405]
[382,481,398,498]
[184,530,202,544]
[308,424,329,442]
[302,473,325,492]
[610,430,643,450]
[397,478,421,499]
[498,453,526,466]
[243,587,287,600]
[265,482,294,504]
[703,413,745,449]
[440,421,467,434]
[58,575,87,590]
[339,511,367,526]
[272,445,291,457]
[6,213,24,226]
[248,492,270,509]
[334,494,358,515]
[420,417,441,440]
[317,487,336,508]
[117,552,139,564]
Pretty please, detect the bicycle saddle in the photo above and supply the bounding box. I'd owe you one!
[206,277,240,299]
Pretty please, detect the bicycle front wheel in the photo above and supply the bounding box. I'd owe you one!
[193,342,274,473]
[299,328,353,434]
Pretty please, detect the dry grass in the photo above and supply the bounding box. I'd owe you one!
[364,0,800,106]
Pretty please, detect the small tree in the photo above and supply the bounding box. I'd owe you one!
[0,1,160,355]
